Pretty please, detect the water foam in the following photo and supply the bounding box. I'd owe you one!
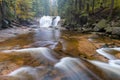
[39,16,60,28]
[55,57,101,80]
[2,47,58,63]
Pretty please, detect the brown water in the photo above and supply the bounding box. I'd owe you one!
[0,28,120,80]
[0,33,34,50]
[0,28,80,56]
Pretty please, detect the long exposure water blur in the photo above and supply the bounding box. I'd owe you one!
[0,16,120,80]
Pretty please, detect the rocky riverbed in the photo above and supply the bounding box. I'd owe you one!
[0,27,120,80]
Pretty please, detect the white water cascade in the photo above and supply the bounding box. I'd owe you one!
[89,48,120,80]
[39,16,52,28]
[90,60,120,80]
[96,48,116,60]
[7,57,103,80]
[52,16,60,27]
[54,57,102,80]
[2,47,58,63]
[39,16,60,28]
[2,47,120,80]
[96,48,120,68]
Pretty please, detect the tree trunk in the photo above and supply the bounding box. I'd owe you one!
[0,0,5,19]
[86,2,90,14]
[75,0,78,10]
[109,0,114,19]
[78,0,82,10]
[92,0,95,14]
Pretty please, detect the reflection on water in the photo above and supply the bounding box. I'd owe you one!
[0,28,80,56]
[34,28,60,41]
[0,28,61,50]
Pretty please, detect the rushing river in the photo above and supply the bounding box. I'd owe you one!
[0,16,120,80]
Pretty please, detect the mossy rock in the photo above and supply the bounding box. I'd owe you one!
[105,24,112,33]
[94,19,107,31]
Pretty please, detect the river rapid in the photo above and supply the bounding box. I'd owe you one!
[0,16,120,80]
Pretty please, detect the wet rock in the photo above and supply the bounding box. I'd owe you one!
[115,53,120,59]
[82,27,93,32]
[54,42,63,51]
[0,76,20,80]
[100,43,117,48]
[111,35,120,39]
[1,19,11,29]
[29,25,38,28]
[0,61,19,75]
[100,44,109,48]
[30,41,58,49]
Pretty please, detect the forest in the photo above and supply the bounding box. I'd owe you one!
[0,0,120,80]
[0,0,120,37]
[0,0,120,27]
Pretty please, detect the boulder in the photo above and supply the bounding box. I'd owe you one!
[1,19,10,28]
[54,41,63,51]
[105,26,112,33]
[112,27,120,36]
[94,19,107,32]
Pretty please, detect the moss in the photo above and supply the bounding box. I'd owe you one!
[96,19,107,28]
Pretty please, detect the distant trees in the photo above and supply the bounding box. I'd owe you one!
[0,0,34,20]
[33,0,58,16]
[0,0,119,28]
[0,0,13,28]
[57,0,119,27]
[0,0,52,28]
[109,0,114,18]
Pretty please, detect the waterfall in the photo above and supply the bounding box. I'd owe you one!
[39,16,60,28]
[52,16,60,27]
[39,16,52,28]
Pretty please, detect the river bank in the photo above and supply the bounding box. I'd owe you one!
[0,26,34,42]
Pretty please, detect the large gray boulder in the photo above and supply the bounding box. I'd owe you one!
[94,19,107,31]
[112,27,120,36]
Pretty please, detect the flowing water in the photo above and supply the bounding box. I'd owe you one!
[40,16,52,27]
[40,16,60,28]
[0,16,120,80]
